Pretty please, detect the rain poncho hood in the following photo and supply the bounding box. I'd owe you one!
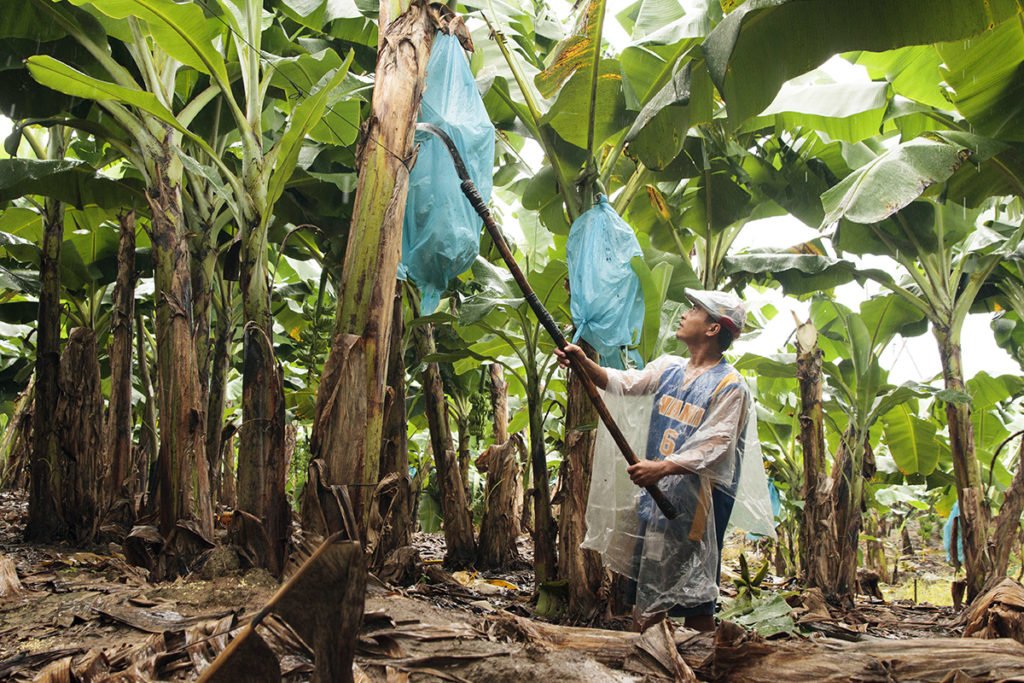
[581,355,775,615]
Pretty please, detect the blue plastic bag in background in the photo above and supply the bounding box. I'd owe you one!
[566,196,645,369]
[399,33,495,314]
[944,500,966,564]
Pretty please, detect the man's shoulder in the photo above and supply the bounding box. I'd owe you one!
[713,362,748,395]
[648,354,688,373]
[720,359,741,375]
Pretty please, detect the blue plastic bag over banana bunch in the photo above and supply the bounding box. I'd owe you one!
[567,196,645,368]
[398,32,495,314]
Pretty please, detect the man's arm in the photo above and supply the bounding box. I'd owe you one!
[629,387,748,488]
[556,345,672,395]
[554,343,608,389]
[627,458,686,487]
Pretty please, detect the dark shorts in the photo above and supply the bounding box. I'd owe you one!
[628,486,735,617]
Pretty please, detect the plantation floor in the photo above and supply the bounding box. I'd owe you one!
[2,490,1024,681]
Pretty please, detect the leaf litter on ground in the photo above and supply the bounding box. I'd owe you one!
[5,493,1024,680]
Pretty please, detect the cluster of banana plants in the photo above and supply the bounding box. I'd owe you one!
[0,0,371,573]
[2,0,1024,609]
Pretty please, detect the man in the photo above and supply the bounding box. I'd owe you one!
[555,289,753,631]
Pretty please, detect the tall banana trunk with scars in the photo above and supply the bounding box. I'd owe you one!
[206,276,235,505]
[794,319,839,592]
[414,316,476,567]
[182,152,229,497]
[105,210,136,510]
[558,343,602,619]
[376,290,414,559]
[312,0,435,527]
[873,233,1007,601]
[935,325,991,594]
[147,142,213,537]
[26,127,67,541]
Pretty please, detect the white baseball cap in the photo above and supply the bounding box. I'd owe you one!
[684,289,746,339]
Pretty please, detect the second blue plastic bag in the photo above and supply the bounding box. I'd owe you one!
[567,196,645,369]
[943,501,966,564]
[399,32,495,314]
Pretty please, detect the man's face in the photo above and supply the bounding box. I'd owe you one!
[675,304,718,343]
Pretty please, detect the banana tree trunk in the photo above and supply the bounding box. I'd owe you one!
[495,364,525,529]
[135,309,158,504]
[205,277,233,505]
[237,208,288,576]
[934,326,990,600]
[190,211,219,439]
[989,436,1024,577]
[105,210,136,508]
[491,364,509,457]
[529,378,557,584]
[415,322,475,567]
[521,436,533,534]
[221,425,238,509]
[477,363,523,568]
[55,328,105,541]
[377,289,413,557]
[864,510,888,579]
[311,0,434,528]
[830,426,869,600]
[557,349,602,620]
[794,320,839,592]
[148,151,213,540]
[457,412,472,501]
[26,130,66,541]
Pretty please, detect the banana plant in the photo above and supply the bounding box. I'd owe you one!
[822,130,1024,598]
[187,0,352,575]
[418,254,568,582]
[17,0,353,567]
[18,0,236,539]
[0,119,159,540]
[811,295,935,598]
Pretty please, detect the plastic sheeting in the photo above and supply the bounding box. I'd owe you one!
[399,32,495,314]
[944,501,966,564]
[581,355,775,615]
[566,196,645,369]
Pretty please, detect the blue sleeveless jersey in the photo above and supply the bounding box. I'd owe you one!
[637,359,746,522]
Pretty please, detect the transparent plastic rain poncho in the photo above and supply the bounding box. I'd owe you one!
[398,32,495,314]
[581,355,776,615]
[566,197,645,369]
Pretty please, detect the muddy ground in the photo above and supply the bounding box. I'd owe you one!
[3,490,1024,682]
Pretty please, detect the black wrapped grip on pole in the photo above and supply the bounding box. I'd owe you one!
[417,122,678,521]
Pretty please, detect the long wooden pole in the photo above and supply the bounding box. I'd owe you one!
[417,123,677,520]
